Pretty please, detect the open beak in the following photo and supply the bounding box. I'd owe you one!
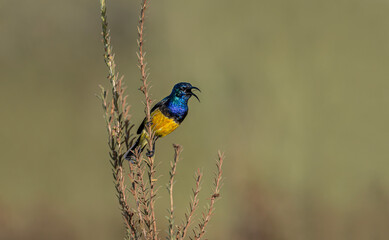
[189,86,201,102]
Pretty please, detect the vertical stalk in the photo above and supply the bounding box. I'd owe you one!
[137,0,158,239]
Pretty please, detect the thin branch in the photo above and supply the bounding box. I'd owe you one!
[167,144,182,240]
[178,169,203,240]
[193,151,224,240]
[100,0,136,239]
[128,149,148,239]
[137,0,158,239]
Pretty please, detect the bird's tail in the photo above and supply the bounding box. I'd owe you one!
[123,131,148,161]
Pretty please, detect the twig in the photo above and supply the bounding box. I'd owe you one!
[99,0,137,239]
[128,149,148,239]
[137,0,158,239]
[167,144,182,240]
[178,169,203,240]
[193,152,224,240]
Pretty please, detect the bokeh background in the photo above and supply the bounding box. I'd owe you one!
[1,0,389,239]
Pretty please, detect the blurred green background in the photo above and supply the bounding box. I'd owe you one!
[1,0,389,239]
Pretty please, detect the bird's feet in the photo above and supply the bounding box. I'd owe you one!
[146,121,153,128]
[146,149,155,157]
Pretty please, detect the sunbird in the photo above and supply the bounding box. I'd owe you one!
[124,82,200,160]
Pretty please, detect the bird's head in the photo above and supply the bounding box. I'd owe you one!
[171,82,201,102]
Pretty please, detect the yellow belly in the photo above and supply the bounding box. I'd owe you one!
[150,109,179,137]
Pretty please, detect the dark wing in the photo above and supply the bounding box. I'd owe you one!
[136,97,168,134]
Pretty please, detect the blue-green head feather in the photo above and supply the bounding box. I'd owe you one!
[169,82,200,102]
[164,82,200,122]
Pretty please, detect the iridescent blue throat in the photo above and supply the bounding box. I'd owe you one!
[165,95,189,122]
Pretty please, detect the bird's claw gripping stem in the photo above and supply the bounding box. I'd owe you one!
[146,137,157,157]
[146,150,155,157]
[146,121,153,128]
